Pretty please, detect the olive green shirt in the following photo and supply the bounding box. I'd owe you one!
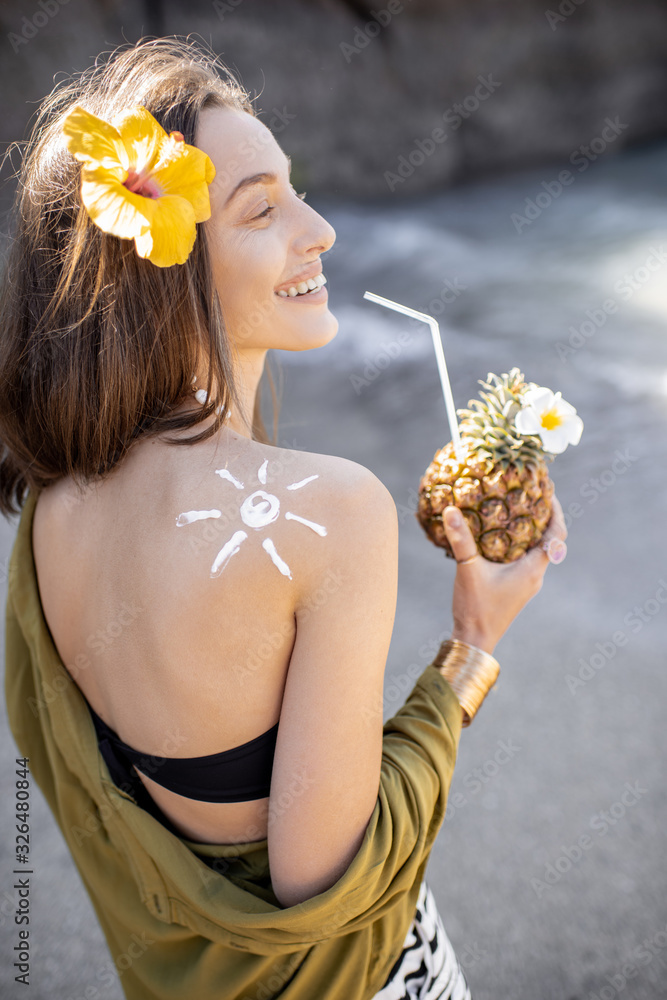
[4,488,463,1000]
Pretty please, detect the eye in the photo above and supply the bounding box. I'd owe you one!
[253,205,275,220]
[252,189,306,221]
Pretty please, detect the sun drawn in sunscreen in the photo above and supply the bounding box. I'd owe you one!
[175,459,326,580]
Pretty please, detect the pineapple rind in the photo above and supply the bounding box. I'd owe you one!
[416,368,556,564]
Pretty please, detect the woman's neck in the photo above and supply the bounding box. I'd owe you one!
[192,346,268,440]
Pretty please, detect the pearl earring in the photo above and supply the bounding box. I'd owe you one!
[191,373,232,418]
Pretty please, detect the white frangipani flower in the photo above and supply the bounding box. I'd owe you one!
[514,386,583,454]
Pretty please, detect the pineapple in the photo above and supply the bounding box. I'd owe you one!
[416,369,556,563]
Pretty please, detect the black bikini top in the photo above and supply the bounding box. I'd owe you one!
[86,698,279,804]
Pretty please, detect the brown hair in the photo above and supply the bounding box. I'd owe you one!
[0,35,281,518]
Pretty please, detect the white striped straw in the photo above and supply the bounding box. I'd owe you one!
[363,290,464,461]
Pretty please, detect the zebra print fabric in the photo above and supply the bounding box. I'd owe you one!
[370,879,473,999]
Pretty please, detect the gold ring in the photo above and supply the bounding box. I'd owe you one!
[456,553,480,565]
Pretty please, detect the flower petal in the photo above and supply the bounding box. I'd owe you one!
[151,135,216,222]
[80,164,151,239]
[514,406,542,436]
[538,426,571,454]
[62,105,129,171]
[133,194,197,267]
[64,104,215,267]
[565,414,584,446]
[520,386,554,410]
[112,106,167,176]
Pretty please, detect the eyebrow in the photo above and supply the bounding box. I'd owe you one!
[224,154,292,207]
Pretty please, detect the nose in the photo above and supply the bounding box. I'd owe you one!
[299,203,336,257]
[318,214,336,253]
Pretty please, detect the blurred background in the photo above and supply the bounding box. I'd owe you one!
[1,1,667,998]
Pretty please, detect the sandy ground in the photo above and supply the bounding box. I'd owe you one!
[1,139,666,999]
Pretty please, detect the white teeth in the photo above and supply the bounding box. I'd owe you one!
[276,272,326,297]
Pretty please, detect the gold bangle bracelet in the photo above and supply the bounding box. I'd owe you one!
[431,638,500,727]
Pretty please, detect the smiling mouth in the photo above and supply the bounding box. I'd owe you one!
[275,273,327,298]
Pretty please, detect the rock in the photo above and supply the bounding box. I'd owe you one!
[1,0,667,199]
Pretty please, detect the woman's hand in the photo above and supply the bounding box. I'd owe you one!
[441,494,568,656]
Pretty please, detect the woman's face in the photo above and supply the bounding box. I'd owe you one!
[196,105,338,355]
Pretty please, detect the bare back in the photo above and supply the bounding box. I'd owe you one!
[31,423,385,847]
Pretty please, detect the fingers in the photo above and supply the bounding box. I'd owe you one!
[443,506,479,564]
[443,495,568,573]
[522,493,568,574]
[541,494,568,544]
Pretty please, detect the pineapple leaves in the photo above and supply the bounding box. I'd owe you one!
[455,368,553,468]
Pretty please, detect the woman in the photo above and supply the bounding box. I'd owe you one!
[1,36,567,1000]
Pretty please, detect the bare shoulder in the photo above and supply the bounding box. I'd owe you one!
[258,441,397,538]
[252,442,398,602]
[259,440,396,509]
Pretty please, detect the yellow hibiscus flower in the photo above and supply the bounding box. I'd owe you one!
[61,105,216,268]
